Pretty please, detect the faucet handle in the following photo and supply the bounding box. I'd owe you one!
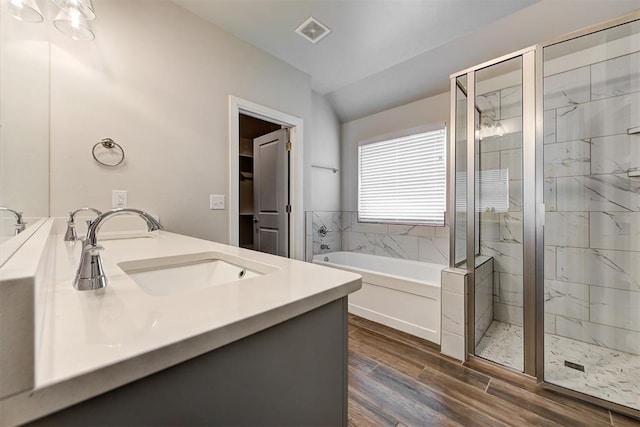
[82,245,104,255]
[318,225,332,237]
[14,219,26,236]
[1,207,26,235]
[65,208,102,242]
[64,221,77,242]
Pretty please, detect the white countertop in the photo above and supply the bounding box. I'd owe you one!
[0,222,361,425]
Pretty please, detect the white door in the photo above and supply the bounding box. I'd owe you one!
[253,129,289,257]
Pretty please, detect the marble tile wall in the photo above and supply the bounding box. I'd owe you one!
[307,211,342,261]
[341,211,449,265]
[475,257,494,346]
[305,211,313,261]
[307,211,451,266]
[477,84,525,329]
[441,268,468,361]
[543,50,640,355]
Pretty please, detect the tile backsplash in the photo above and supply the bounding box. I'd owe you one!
[307,211,342,261]
[305,211,449,265]
[342,212,449,265]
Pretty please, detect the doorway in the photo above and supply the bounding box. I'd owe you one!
[238,114,289,256]
[228,96,305,260]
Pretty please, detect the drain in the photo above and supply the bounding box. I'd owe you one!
[564,360,585,372]
[238,268,246,279]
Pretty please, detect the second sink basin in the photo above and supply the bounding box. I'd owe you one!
[118,252,275,296]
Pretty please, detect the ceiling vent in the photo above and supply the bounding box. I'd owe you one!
[295,16,331,44]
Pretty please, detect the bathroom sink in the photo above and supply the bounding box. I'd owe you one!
[118,252,271,296]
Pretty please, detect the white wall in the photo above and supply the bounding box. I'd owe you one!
[0,12,50,218]
[310,91,341,212]
[341,91,449,211]
[49,0,312,243]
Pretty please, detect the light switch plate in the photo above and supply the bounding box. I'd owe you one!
[112,190,128,208]
[210,195,225,210]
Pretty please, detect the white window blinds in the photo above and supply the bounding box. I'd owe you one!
[358,127,447,225]
[455,169,510,213]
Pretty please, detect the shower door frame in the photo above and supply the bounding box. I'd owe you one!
[451,9,640,418]
[534,10,640,419]
[449,45,538,376]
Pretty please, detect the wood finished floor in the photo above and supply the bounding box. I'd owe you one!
[347,314,640,427]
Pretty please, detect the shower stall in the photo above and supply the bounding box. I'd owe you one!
[449,11,640,416]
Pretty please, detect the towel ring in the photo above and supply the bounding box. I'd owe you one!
[92,138,125,167]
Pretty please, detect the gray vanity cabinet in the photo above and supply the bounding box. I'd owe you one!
[27,298,349,426]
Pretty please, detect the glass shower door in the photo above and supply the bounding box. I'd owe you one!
[542,18,640,411]
[472,56,525,372]
[454,76,467,267]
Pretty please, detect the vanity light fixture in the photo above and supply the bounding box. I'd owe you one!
[7,0,97,41]
[51,0,95,20]
[493,120,505,137]
[479,120,506,139]
[53,5,94,40]
[52,0,95,40]
[7,0,44,23]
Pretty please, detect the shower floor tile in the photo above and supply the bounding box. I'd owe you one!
[476,321,524,371]
[476,320,640,411]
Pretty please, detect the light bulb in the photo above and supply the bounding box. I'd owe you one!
[69,8,81,29]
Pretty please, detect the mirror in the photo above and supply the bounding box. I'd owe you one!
[0,8,50,265]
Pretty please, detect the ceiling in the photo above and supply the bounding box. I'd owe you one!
[173,0,640,122]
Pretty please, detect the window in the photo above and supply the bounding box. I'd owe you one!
[358,126,447,225]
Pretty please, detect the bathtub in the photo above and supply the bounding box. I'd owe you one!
[313,251,445,344]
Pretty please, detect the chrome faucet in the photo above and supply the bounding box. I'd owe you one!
[64,207,102,242]
[74,208,162,291]
[0,207,27,235]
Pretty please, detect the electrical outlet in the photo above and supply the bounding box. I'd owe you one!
[112,190,128,208]
[210,195,225,210]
